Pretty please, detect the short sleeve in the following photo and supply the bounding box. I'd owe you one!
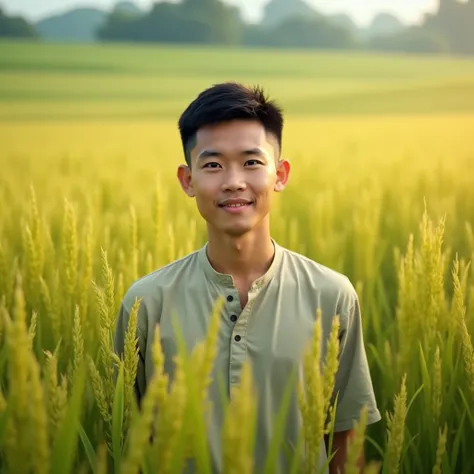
[332,294,381,432]
[113,302,147,407]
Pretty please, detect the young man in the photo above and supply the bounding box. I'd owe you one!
[114,82,381,473]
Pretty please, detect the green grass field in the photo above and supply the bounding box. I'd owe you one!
[1,40,474,474]
[1,40,474,121]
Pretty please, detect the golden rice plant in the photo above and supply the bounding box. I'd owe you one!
[1,110,474,474]
[298,311,340,474]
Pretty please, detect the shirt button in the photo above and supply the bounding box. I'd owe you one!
[230,314,238,322]
[227,295,233,302]
[234,335,241,342]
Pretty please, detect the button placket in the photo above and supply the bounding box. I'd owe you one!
[228,297,249,388]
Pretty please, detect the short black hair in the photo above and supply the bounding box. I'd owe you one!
[178,82,284,166]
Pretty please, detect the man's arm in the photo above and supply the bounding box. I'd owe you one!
[325,430,364,474]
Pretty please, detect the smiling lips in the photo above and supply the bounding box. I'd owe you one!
[218,198,253,212]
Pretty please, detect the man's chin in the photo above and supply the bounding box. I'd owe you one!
[223,226,253,237]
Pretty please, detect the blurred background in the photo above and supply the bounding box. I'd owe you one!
[1,3,474,472]
[2,0,473,54]
[1,0,473,126]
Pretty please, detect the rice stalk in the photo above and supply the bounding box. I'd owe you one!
[0,241,7,303]
[167,223,176,265]
[28,185,44,277]
[152,353,188,474]
[61,198,78,312]
[4,276,35,473]
[79,216,93,337]
[23,224,40,311]
[452,255,474,396]
[222,360,257,474]
[116,271,125,312]
[96,443,109,474]
[88,355,112,427]
[145,250,153,276]
[129,205,139,283]
[396,234,416,372]
[153,182,164,267]
[344,405,368,474]
[121,325,169,474]
[28,349,50,474]
[432,345,442,422]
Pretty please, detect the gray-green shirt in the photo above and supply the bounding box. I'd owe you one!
[114,240,381,473]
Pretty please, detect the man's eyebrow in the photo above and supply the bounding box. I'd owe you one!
[197,149,222,160]
[196,147,269,160]
[242,148,267,156]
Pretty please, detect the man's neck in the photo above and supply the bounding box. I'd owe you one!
[206,228,275,282]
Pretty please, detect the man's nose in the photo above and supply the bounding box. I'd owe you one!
[222,169,246,191]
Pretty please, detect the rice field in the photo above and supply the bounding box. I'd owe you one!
[0,40,474,474]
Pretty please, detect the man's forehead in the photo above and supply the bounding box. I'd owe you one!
[197,121,268,140]
[194,123,278,154]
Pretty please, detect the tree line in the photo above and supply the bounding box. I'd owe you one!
[1,0,473,55]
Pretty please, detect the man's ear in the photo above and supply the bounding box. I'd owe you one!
[177,164,195,197]
[274,158,290,192]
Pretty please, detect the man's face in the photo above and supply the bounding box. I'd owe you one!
[177,119,290,237]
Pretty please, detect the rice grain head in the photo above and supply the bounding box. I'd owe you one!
[123,297,141,431]
[386,374,408,474]
[70,304,84,384]
[432,423,447,474]
[323,315,340,415]
[299,309,325,474]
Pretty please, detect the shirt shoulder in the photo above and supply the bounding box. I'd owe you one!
[121,249,200,313]
[279,246,358,315]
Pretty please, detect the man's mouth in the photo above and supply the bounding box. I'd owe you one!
[218,200,254,212]
[220,202,252,208]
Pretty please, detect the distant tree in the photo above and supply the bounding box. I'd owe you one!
[270,16,355,49]
[113,1,143,15]
[328,14,358,36]
[244,15,355,50]
[262,0,319,28]
[98,2,180,42]
[242,23,272,47]
[98,0,243,45]
[36,8,106,42]
[367,26,450,54]
[0,7,38,38]
[423,0,474,54]
[180,0,243,44]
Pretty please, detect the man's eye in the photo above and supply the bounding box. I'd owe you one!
[203,162,221,168]
[246,159,263,166]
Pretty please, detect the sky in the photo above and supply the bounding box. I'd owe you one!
[3,0,439,27]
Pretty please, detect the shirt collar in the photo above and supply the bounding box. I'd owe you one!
[198,239,283,290]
